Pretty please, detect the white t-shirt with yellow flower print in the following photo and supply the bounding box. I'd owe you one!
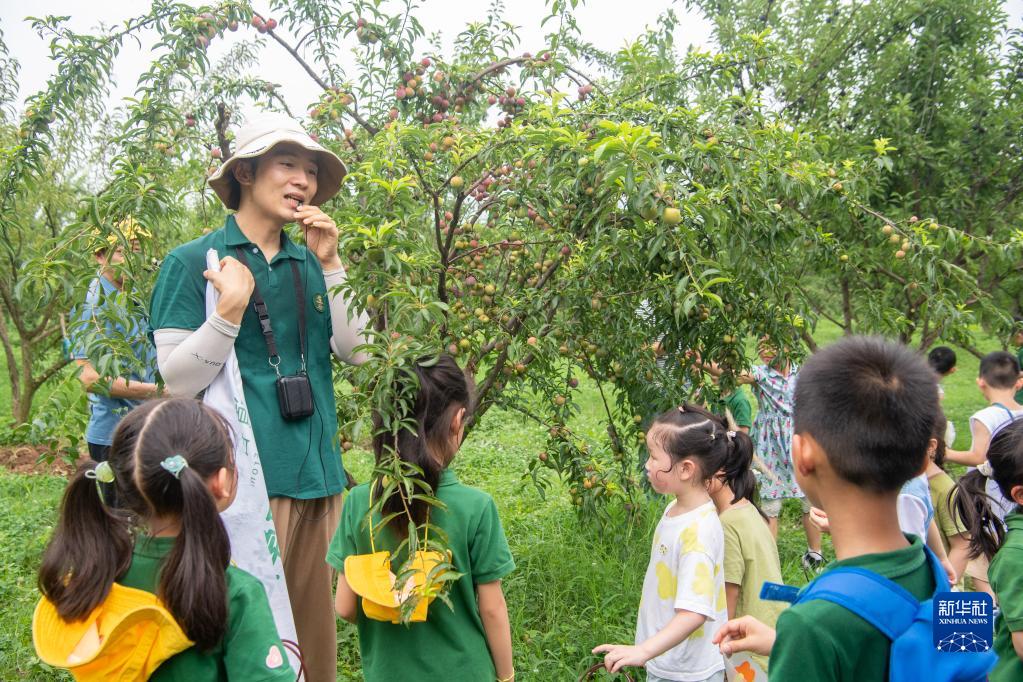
[637,499,727,681]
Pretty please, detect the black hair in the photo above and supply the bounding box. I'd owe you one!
[649,403,756,502]
[38,398,235,651]
[951,420,1023,560]
[374,354,473,537]
[931,411,948,469]
[978,351,1021,390]
[927,346,957,375]
[793,336,937,493]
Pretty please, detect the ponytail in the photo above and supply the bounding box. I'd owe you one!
[951,470,1004,561]
[373,354,472,538]
[38,460,132,620]
[123,398,235,651]
[722,430,757,505]
[951,420,1023,561]
[158,465,230,651]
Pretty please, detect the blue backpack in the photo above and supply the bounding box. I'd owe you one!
[761,546,996,681]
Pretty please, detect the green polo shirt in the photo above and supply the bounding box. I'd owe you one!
[990,511,1023,681]
[1015,347,1023,404]
[327,469,515,682]
[118,535,293,681]
[769,534,935,681]
[149,216,343,498]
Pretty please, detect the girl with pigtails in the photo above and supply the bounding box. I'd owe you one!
[593,403,756,682]
[951,419,1023,681]
[34,398,294,680]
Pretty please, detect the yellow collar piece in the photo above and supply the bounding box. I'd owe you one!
[32,583,193,680]
[345,549,446,623]
[344,480,447,623]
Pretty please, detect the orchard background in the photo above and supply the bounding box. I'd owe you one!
[1,0,1022,678]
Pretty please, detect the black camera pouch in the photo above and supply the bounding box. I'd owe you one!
[276,373,315,420]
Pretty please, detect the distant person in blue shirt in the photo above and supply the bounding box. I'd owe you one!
[72,221,159,503]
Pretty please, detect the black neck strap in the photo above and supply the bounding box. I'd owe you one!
[234,246,307,375]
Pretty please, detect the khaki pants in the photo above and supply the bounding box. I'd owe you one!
[270,494,342,682]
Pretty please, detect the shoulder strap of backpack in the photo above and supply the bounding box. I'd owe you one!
[795,544,948,641]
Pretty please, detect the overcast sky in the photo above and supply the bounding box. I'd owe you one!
[3,1,1022,123]
[0,0,715,120]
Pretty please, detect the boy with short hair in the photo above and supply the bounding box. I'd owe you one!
[945,351,1023,469]
[713,336,941,680]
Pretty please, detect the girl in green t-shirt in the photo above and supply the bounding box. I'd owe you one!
[951,419,1023,681]
[36,398,293,681]
[330,354,515,682]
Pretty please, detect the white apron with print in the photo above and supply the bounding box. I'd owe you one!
[203,249,300,674]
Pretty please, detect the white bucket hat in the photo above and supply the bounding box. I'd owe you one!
[207,113,347,210]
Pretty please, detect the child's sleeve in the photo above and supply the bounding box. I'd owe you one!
[731,396,753,430]
[674,551,719,619]
[722,523,745,586]
[148,254,206,336]
[325,489,361,571]
[991,548,1023,633]
[468,496,515,584]
[223,576,297,681]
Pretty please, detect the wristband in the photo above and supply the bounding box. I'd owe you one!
[497,673,515,682]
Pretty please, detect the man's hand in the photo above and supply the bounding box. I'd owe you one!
[204,256,254,324]
[296,205,341,270]
[591,643,651,673]
[712,615,776,656]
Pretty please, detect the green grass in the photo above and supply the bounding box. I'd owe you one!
[0,325,1008,680]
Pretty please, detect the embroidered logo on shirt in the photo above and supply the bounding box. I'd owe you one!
[313,293,325,313]
[266,644,284,669]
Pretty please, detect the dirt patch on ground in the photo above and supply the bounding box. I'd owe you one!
[0,444,74,476]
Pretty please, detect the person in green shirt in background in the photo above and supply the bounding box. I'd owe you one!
[329,354,515,682]
[149,114,368,682]
[35,398,293,680]
[1012,321,1023,404]
[950,419,1023,681]
[712,336,942,681]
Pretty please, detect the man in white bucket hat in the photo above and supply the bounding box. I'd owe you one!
[148,113,367,682]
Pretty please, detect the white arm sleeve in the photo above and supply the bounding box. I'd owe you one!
[154,314,240,397]
[324,267,369,365]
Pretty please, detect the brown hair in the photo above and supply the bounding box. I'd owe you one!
[38,398,235,650]
[373,354,473,537]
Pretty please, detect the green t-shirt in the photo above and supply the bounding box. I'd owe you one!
[990,512,1023,681]
[1016,347,1023,404]
[723,391,753,429]
[769,535,935,682]
[327,469,515,682]
[149,215,343,498]
[929,470,966,553]
[720,502,784,670]
[118,535,293,681]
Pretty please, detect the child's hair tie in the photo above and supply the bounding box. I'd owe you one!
[160,455,189,479]
[85,460,116,484]
[726,430,736,442]
[977,460,994,479]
